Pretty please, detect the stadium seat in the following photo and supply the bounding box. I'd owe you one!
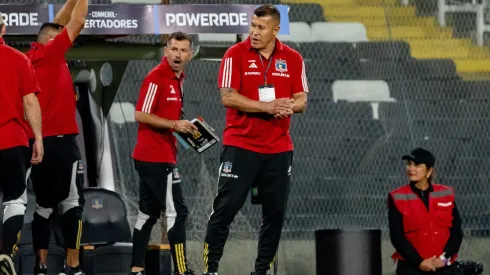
[332,80,395,120]
[360,59,458,81]
[354,41,412,61]
[81,188,172,274]
[291,118,384,139]
[185,61,221,81]
[311,22,368,42]
[299,42,356,61]
[197,33,237,45]
[307,58,362,80]
[109,102,136,124]
[305,102,373,119]
[276,22,314,43]
[387,80,470,100]
[288,3,325,23]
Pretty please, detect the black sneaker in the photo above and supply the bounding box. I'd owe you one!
[64,265,85,275]
[0,254,16,275]
[251,272,269,275]
[34,264,48,275]
[202,273,217,275]
[128,271,145,275]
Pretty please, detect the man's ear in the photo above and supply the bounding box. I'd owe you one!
[273,25,280,36]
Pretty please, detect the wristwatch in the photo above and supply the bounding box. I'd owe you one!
[440,254,451,266]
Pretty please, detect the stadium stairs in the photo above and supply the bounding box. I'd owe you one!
[283,0,490,80]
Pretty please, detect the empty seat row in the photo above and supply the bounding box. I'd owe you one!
[297,41,412,61]
[241,22,368,43]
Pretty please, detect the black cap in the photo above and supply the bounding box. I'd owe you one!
[402,148,435,168]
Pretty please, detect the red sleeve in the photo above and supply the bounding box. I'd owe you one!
[217,46,241,91]
[21,57,41,96]
[44,27,73,60]
[135,75,161,114]
[291,52,309,95]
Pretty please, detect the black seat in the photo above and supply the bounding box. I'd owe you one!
[300,42,356,61]
[81,188,133,274]
[81,188,172,274]
[354,41,412,61]
[289,3,325,22]
[360,59,458,81]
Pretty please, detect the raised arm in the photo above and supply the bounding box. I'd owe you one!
[53,0,78,26]
[65,0,88,42]
[43,0,87,58]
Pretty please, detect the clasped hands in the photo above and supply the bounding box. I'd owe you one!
[419,254,448,272]
[264,98,294,119]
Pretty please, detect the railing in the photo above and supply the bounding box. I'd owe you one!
[437,0,488,46]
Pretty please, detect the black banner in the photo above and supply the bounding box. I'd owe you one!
[0,4,290,35]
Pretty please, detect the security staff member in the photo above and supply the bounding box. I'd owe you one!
[130,32,197,275]
[25,0,88,274]
[202,4,308,275]
[0,15,44,275]
[389,148,463,275]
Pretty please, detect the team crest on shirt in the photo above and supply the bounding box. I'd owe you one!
[223,162,232,173]
[92,198,103,210]
[170,85,176,94]
[275,59,288,73]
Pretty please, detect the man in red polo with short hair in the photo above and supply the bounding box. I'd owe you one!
[25,0,88,273]
[130,31,197,275]
[202,4,308,275]
[0,14,44,275]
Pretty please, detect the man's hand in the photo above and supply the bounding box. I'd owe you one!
[174,120,199,134]
[264,98,294,116]
[419,256,437,272]
[433,257,446,269]
[31,138,44,165]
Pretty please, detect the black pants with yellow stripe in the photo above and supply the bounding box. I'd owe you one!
[203,146,293,274]
[29,135,85,253]
[131,160,189,274]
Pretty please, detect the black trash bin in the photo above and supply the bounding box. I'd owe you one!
[315,229,382,275]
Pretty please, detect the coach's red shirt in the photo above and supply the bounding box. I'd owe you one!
[0,37,41,150]
[217,37,309,154]
[132,57,184,164]
[25,27,78,138]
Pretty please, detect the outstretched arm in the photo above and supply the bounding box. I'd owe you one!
[65,0,88,42]
[53,0,78,26]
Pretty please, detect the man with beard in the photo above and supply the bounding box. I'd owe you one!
[129,31,197,275]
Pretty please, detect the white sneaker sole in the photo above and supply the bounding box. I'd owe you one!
[0,254,16,275]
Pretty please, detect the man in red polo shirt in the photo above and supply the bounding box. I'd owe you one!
[0,14,44,275]
[202,4,308,275]
[24,0,88,274]
[130,32,197,275]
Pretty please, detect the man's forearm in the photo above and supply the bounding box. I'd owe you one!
[220,88,265,113]
[292,92,307,113]
[135,112,174,129]
[53,0,78,25]
[24,95,42,140]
